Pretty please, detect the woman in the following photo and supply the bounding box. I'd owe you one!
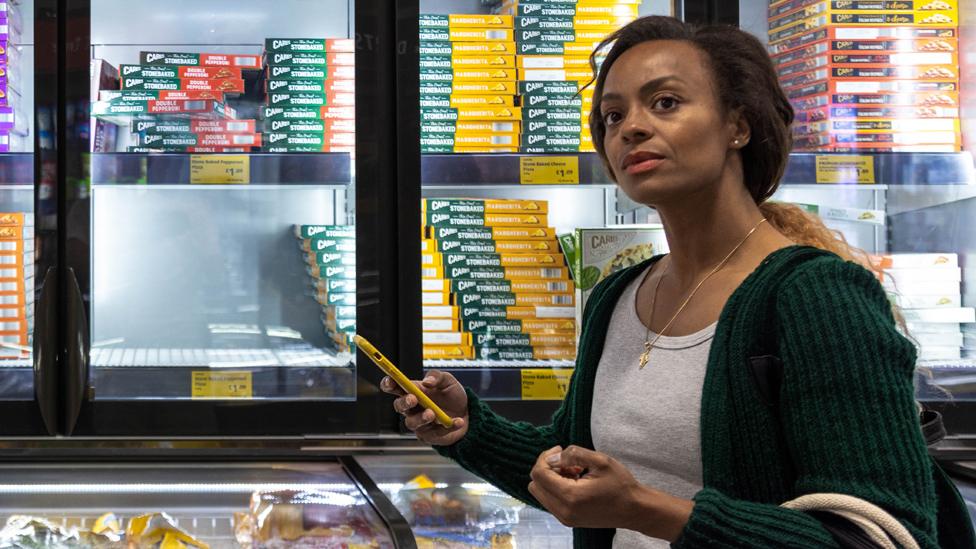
[383,16,975,548]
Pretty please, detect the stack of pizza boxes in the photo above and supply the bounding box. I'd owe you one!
[0,212,31,359]
[879,253,974,361]
[110,51,260,152]
[419,14,522,153]
[500,0,642,153]
[262,39,356,153]
[421,198,577,362]
[768,0,961,152]
[295,224,356,353]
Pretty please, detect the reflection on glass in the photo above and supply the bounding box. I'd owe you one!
[87,0,357,400]
[0,0,34,400]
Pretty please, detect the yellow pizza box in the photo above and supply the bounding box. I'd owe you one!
[518,68,595,82]
[450,28,516,42]
[575,28,620,42]
[571,15,636,28]
[422,317,461,332]
[492,239,560,253]
[458,132,522,146]
[449,95,516,108]
[423,252,565,268]
[447,14,513,28]
[521,317,577,333]
[453,292,575,307]
[423,305,459,319]
[450,55,516,69]
[451,120,521,133]
[564,41,605,56]
[517,55,592,69]
[450,68,518,81]
[453,146,520,153]
[422,198,549,214]
[498,1,640,15]
[423,344,474,360]
[422,290,452,305]
[458,305,575,320]
[451,42,517,56]
[423,331,473,346]
[0,213,30,226]
[423,225,557,240]
[448,81,519,95]
[420,277,573,294]
[421,264,570,280]
[456,106,521,120]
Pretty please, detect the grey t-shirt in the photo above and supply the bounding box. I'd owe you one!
[591,264,713,548]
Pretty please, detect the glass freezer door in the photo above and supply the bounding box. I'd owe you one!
[0,0,58,436]
[60,0,399,436]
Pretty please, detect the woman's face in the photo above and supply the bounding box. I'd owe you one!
[600,40,744,206]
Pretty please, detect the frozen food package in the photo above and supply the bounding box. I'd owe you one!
[0,514,122,547]
[125,512,209,548]
[393,476,520,548]
[235,489,394,548]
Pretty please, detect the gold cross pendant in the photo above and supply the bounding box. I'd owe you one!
[639,342,651,369]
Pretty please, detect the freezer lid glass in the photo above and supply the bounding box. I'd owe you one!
[0,462,404,547]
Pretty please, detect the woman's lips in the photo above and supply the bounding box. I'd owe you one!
[624,156,664,175]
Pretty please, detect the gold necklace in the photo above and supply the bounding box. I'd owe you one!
[638,218,768,369]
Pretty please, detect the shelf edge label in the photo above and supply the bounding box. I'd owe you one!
[192,370,253,399]
[521,368,573,400]
[519,156,579,185]
[190,155,250,184]
[814,155,875,184]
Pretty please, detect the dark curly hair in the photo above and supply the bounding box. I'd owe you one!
[586,16,794,204]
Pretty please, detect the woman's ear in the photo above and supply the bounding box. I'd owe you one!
[728,109,751,150]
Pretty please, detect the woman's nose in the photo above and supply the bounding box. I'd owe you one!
[620,110,653,143]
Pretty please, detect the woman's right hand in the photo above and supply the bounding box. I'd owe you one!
[380,370,469,446]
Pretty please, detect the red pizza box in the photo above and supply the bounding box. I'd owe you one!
[772,38,958,67]
[186,146,256,153]
[790,91,959,111]
[178,66,243,79]
[775,50,957,76]
[190,119,257,133]
[157,90,226,101]
[779,64,958,90]
[785,77,958,98]
[768,25,957,56]
[793,104,959,123]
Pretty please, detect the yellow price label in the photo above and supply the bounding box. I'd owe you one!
[519,156,580,185]
[521,368,573,400]
[191,371,253,399]
[814,155,875,184]
[189,155,250,185]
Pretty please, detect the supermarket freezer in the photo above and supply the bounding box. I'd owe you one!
[0,459,414,547]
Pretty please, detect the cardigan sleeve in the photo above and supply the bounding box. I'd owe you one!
[431,263,625,508]
[672,257,939,548]
[432,388,569,507]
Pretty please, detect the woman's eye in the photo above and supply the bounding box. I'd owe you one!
[603,111,622,126]
[653,96,679,110]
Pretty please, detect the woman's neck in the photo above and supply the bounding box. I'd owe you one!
[655,182,773,286]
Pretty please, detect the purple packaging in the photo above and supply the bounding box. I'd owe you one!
[0,131,10,152]
[0,106,13,132]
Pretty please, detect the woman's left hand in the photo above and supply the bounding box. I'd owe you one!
[528,445,694,542]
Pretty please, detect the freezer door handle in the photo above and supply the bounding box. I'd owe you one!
[64,267,89,435]
[33,267,58,435]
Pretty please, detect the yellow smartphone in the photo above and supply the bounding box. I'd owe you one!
[354,335,454,428]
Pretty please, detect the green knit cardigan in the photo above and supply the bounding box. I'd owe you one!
[436,246,975,548]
